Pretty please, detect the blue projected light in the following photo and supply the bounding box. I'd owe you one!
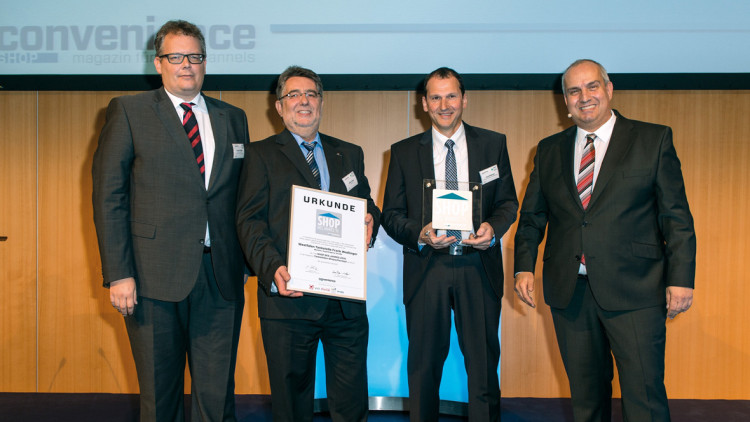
[2,0,749,75]
[313,232,500,403]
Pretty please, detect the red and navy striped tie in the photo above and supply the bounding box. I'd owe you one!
[180,102,205,181]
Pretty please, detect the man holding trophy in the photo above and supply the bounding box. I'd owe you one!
[382,67,518,422]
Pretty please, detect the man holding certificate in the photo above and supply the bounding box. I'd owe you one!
[236,66,380,422]
[382,67,518,422]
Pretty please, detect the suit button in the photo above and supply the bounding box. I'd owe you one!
[582,221,588,227]
[199,239,205,245]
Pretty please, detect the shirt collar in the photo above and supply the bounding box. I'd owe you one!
[164,89,206,112]
[431,122,466,150]
[291,131,322,148]
[576,110,616,145]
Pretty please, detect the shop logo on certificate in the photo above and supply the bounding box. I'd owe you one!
[316,210,343,237]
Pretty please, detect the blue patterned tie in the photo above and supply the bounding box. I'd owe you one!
[302,141,322,189]
[445,139,461,245]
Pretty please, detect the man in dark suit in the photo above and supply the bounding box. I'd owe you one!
[514,59,696,422]
[92,20,249,422]
[382,67,518,421]
[236,66,380,422]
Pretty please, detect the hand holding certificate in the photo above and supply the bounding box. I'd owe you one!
[287,185,368,301]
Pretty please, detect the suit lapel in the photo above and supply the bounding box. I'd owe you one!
[206,96,227,191]
[465,124,482,184]
[560,127,580,209]
[464,124,484,226]
[417,131,436,221]
[277,129,320,189]
[321,135,345,194]
[588,115,634,208]
[418,131,436,181]
[152,88,206,189]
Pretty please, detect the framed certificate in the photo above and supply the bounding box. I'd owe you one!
[287,185,367,301]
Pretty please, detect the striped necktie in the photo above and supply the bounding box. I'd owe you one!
[577,134,596,210]
[180,102,205,181]
[445,139,461,245]
[302,141,322,189]
[577,133,596,265]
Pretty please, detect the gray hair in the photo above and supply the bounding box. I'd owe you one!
[562,59,610,93]
[276,66,323,99]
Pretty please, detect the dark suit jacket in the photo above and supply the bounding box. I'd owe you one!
[514,111,696,311]
[382,123,518,305]
[236,129,381,320]
[92,87,249,302]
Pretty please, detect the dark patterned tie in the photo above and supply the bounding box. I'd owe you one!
[445,139,461,244]
[302,141,322,189]
[180,102,205,181]
[577,133,596,264]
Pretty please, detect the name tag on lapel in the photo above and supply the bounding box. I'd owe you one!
[232,144,245,159]
[342,171,358,192]
[479,164,500,184]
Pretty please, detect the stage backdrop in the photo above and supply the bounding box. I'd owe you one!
[2,1,749,76]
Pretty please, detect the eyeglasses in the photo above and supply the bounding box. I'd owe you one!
[279,90,321,101]
[158,53,206,64]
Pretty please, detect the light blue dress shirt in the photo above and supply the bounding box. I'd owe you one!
[292,132,330,192]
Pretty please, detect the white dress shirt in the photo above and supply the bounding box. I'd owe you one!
[574,111,616,274]
[431,123,472,239]
[165,90,215,246]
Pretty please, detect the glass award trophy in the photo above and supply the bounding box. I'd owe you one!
[422,179,482,253]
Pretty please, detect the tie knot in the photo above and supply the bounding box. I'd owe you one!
[585,133,596,145]
[180,102,194,112]
[445,139,455,150]
[303,141,316,152]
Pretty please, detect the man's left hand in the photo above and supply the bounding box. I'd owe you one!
[666,286,694,319]
[462,222,494,250]
[365,213,374,251]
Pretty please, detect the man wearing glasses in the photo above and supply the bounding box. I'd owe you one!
[236,66,381,422]
[92,20,249,421]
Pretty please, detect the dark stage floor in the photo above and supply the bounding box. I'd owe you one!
[0,393,748,421]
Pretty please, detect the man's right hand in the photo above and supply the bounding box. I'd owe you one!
[110,277,137,316]
[514,272,536,308]
[274,266,303,297]
[419,222,457,250]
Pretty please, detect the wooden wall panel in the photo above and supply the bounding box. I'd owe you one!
[221,91,285,142]
[4,89,748,401]
[220,91,281,394]
[37,91,138,393]
[0,92,38,391]
[320,91,410,205]
[613,91,750,399]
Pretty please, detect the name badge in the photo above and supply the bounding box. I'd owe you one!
[342,171,358,192]
[232,143,245,159]
[479,164,500,185]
